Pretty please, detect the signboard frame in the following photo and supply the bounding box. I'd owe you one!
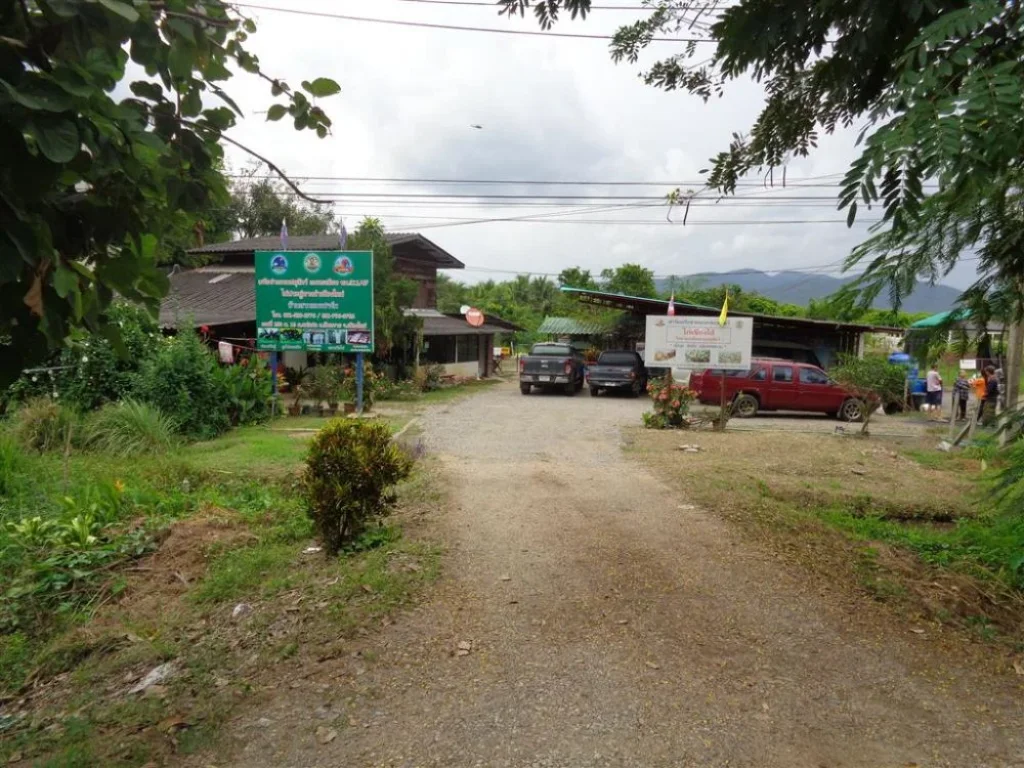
[254,249,375,354]
[643,315,753,370]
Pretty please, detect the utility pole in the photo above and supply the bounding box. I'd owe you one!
[998,301,1022,447]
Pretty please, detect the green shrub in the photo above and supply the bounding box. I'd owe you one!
[10,398,79,453]
[134,330,230,440]
[85,400,178,456]
[644,378,696,429]
[304,420,413,554]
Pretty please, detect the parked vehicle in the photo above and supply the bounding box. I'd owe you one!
[587,350,647,397]
[519,342,586,395]
[689,360,864,421]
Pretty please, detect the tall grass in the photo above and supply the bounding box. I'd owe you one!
[84,400,178,456]
[0,432,26,497]
[10,398,78,453]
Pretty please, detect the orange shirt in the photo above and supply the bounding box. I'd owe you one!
[972,377,987,399]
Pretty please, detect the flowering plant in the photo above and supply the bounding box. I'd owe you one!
[643,377,696,429]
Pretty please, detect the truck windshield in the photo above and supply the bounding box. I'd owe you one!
[531,345,573,356]
[598,353,636,366]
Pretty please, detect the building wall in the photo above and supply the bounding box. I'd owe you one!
[394,256,437,309]
[421,333,494,377]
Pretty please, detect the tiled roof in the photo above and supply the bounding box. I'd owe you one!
[405,309,520,336]
[188,232,465,268]
[536,316,612,336]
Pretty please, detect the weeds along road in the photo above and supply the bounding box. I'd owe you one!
[209,381,1023,768]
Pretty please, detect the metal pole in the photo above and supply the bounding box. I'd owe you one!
[356,351,365,415]
[717,369,728,431]
[270,351,278,418]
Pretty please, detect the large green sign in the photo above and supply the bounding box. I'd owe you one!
[255,250,374,353]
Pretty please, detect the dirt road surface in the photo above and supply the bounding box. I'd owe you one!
[209,383,1024,768]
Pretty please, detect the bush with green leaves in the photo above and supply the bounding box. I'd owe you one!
[0,433,26,498]
[830,356,907,432]
[213,356,274,426]
[304,420,413,555]
[3,303,160,413]
[9,397,79,453]
[84,399,178,456]
[134,330,230,440]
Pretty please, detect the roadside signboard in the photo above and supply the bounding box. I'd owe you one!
[643,315,753,370]
[254,250,374,354]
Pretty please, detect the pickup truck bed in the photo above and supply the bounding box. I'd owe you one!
[587,351,647,397]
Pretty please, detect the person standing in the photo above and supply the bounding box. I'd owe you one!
[982,365,999,426]
[925,363,943,419]
[953,370,970,421]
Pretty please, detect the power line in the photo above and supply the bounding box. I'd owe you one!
[319,0,685,9]
[232,2,718,41]
[225,173,852,188]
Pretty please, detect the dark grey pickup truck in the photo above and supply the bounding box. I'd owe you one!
[519,343,586,395]
[586,350,647,397]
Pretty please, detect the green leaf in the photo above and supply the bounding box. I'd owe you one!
[846,201,858,228]
[53,263,78,299]
[301,78,341,98]
[0,78,73,112]
[129,80,163,101]
[266,104,287,122]
[96,0,140,22]
[167,44,195,81]
[25,118,80,163]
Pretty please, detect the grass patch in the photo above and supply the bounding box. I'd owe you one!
[418,378,502,405]
[632,428,1024,637]
[0,422,445,767]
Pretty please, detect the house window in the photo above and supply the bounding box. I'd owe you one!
[456,335,478,363]
[423,337,456,364]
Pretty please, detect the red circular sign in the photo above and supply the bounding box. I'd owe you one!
[466,308,485,327]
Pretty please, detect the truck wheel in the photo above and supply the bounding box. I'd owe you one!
[840,398,865,422]
[589,386,600,397]
[733,393,759,418]
[520,383,531,395]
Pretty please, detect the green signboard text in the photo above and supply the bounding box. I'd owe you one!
[255,250,374,353]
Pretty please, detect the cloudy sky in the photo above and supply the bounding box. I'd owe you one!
[217,0,972,290]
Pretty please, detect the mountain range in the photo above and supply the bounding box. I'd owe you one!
[657,270,963,314]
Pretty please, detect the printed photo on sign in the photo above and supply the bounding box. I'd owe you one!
[327,330,346,345]
[347,330,371,345]
[718,350,743,365]
[303,331,327,346]
[303,253,322,273]
[333,255,354,275]
[258,328,281,342]
[685,349,711,364]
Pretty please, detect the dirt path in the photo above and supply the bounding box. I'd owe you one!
[209,382,1024,768]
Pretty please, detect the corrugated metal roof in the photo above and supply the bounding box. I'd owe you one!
[560,286,902,333]
[536,316,611,335]
[188,233,465,269]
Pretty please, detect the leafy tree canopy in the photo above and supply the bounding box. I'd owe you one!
[600,264,657,297]
[1,0,340,384]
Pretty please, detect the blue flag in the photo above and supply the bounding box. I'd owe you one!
[280,218,288,250]
[339,219,347,250]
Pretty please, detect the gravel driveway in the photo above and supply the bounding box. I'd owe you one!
[212,381,1023,768]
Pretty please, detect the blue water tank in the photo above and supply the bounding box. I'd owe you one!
[888,352,924,394]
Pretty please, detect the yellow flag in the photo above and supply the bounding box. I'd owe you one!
[718,290,729,327]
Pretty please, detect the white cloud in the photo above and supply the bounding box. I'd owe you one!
[215,0,970,292]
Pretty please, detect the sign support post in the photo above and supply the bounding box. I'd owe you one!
[270,351,278,418]
[356,352,365,415]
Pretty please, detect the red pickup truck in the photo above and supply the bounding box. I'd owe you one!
[689,360,864,421]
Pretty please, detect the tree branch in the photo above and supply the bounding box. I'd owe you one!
[183,119,332,205]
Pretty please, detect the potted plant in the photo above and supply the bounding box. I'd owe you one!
[303,365,336,417]
[283,366,307,417]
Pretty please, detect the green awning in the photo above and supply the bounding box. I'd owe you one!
[909,309,970,329]
[536,316,612,336]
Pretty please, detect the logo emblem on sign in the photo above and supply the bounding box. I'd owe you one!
[270,254,288,275]
[303,253,321,273]
[333,255,354,275]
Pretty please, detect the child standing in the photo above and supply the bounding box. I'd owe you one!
[953,371,970,421]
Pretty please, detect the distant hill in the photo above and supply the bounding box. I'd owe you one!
[656,270,963,314]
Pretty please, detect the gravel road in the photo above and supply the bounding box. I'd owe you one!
[212,382,1024,768]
